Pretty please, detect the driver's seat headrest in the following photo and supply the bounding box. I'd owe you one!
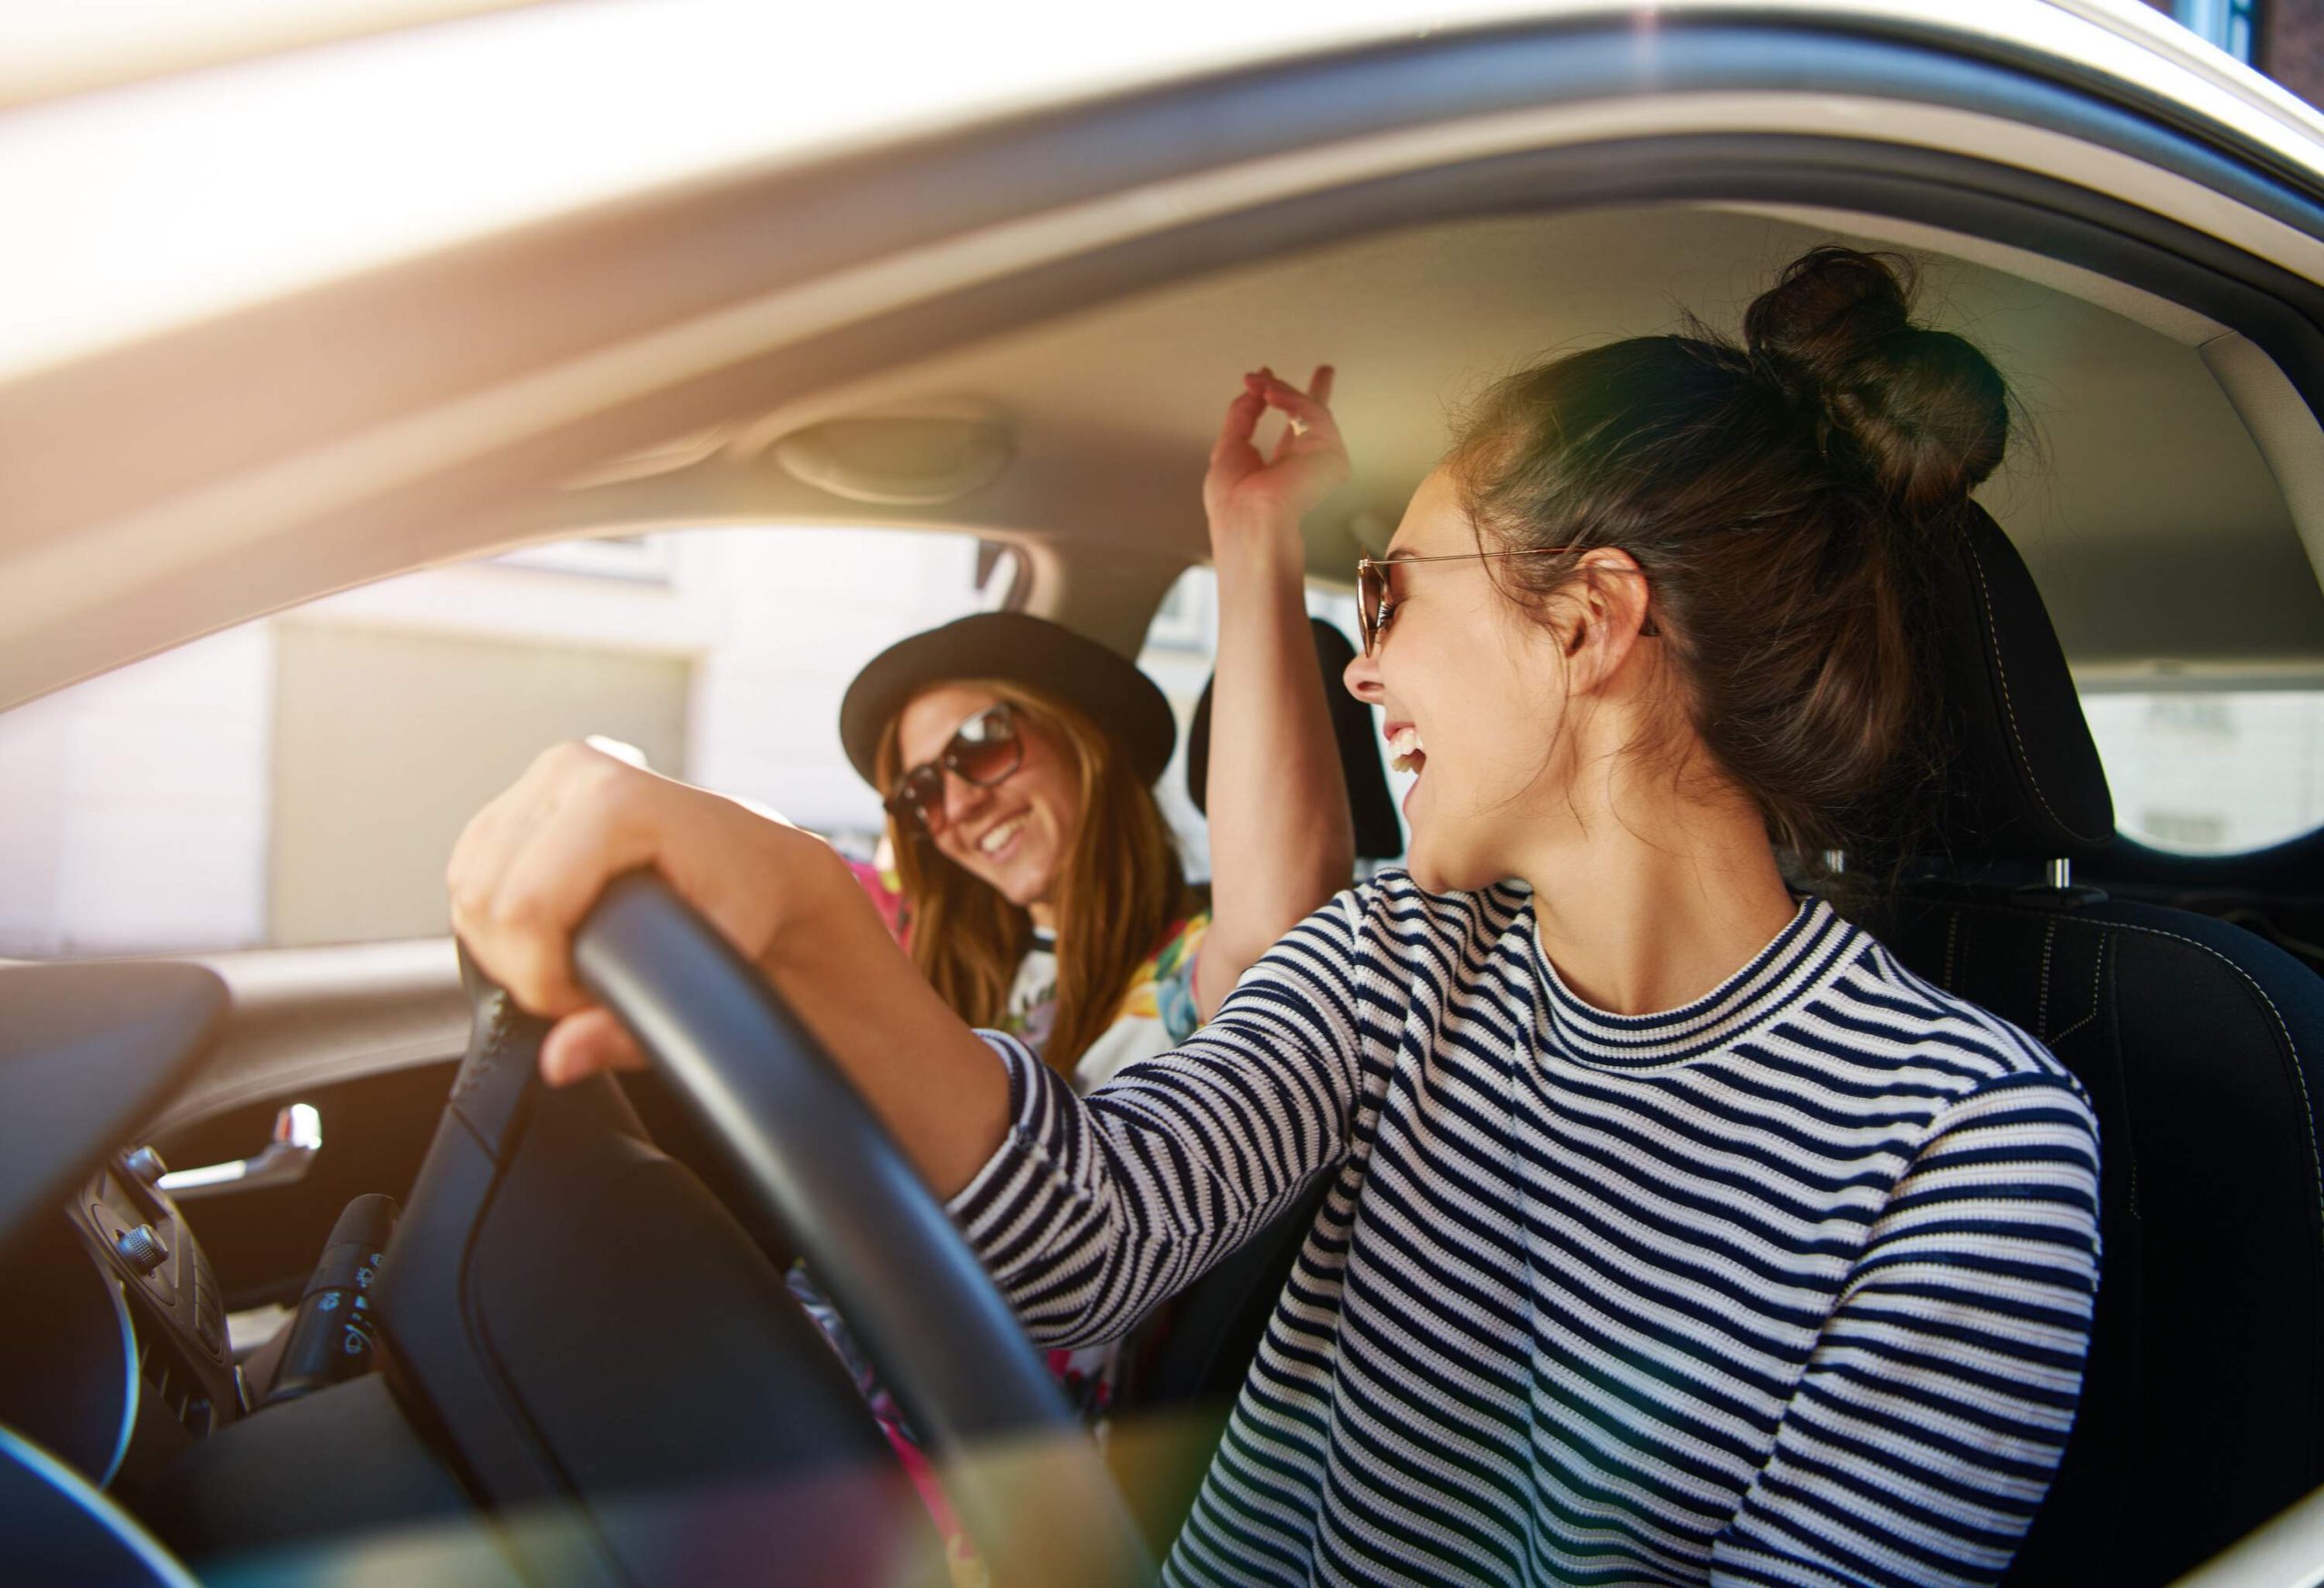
[1905,502,2114,863]
[1187,616,1404,862]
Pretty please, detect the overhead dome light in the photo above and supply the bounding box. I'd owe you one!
[772,414,1014,506]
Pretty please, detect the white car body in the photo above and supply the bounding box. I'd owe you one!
[7,5,2324,1584]
[7,0,2324,701]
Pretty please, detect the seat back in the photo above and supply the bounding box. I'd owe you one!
[1874,887,2324,1581]
[1866,507,2324,1583]
[1185,616,1403,861]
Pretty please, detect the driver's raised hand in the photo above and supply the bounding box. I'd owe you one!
[1203,364,1348,545]
[447,740,844,1084]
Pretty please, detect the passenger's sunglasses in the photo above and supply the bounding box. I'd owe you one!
[884,702,1024,836]
[1355,547,1653,656]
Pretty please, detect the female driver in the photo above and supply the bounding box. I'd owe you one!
[449,248,2100,1587]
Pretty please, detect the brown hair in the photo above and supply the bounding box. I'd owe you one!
[1448,246,2010,861]
[875,679,1188,1076]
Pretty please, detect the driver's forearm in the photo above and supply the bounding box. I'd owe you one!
[756,868,1011,1198]
[1196,520,1355,1016]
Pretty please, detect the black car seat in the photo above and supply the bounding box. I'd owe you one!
[2084,827,2324,980]
[1860,503,2324,1585]
[1117,617,1393,1544]
[1183,615,1404,863]
[1170,615,1399,1376]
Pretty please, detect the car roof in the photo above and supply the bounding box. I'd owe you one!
[5,0,2324,704]
[5,0,2319,380]
[714,202,2321,675]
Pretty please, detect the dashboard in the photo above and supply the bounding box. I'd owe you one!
[0,958,239,1487]
[0,1152,241,1499]
[0,948,932,1586]
[0,955,477,1587]
[0,958,263,1583]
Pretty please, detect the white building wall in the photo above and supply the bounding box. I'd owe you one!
[0,525,997,955]
[682,526,989,843]
[0,625,272,955]
[2083,689,2324,853]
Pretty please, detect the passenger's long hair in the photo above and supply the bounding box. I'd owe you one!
[875,679,1187,1077]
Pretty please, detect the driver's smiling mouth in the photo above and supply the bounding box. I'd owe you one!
[1387,722,1426,776]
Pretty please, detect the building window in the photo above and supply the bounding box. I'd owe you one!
[2176,0,2259,64]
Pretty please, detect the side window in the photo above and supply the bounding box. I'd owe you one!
[0,527,1018,957]
[2082,687,2324,855]
[1136,565,1401,881]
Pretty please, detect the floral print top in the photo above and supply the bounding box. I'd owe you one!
[790,907,1212,1529]
[1000,912,1209,1090]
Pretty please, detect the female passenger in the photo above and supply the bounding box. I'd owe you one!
[797,366,1359,1438]
[448,248,2101,1587]
[837,371,1358,1087]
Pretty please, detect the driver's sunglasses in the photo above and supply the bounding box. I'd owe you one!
[1355,547,1654,656]
[884,702,1025,837]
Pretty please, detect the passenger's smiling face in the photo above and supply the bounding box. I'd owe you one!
[893,684,1082,913]
[1344,468,1580,893]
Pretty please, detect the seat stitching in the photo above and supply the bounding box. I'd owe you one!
[2105,948,2138,1219]
[1964,542,2109,848]
[2050,931,2106,1045]
[2004,910,2321,1254]
[2038,916,2057,1040]
[2108,922,2320,1237]
[1943,911,1961,990]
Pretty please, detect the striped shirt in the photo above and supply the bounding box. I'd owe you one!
[949,874,2101,1587]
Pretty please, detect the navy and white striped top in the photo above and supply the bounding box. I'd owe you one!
[950,874,2101,1586]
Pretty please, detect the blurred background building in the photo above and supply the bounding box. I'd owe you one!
[0,526,1368,958]
[1,528,1014,954]
[2151,0,2306,98]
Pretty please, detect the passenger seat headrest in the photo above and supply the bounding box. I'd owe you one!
[1187,616,1404,862]
[1910,502,2115,863]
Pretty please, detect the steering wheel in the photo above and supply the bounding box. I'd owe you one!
[379,873,1154,1586]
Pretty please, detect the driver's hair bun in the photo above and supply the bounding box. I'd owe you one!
[1743,246,2008,513]
[1447,243,2018,870]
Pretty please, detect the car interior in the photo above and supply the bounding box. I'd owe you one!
[8,165,2324,1587]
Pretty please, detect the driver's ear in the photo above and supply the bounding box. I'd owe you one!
[1561,551,1651,691]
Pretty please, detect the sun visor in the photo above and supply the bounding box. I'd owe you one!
[772,416,1013,507]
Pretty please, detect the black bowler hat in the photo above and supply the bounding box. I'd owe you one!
[840,612,1177,792]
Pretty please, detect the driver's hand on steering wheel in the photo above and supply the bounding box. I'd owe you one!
[448,740,849,1087]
